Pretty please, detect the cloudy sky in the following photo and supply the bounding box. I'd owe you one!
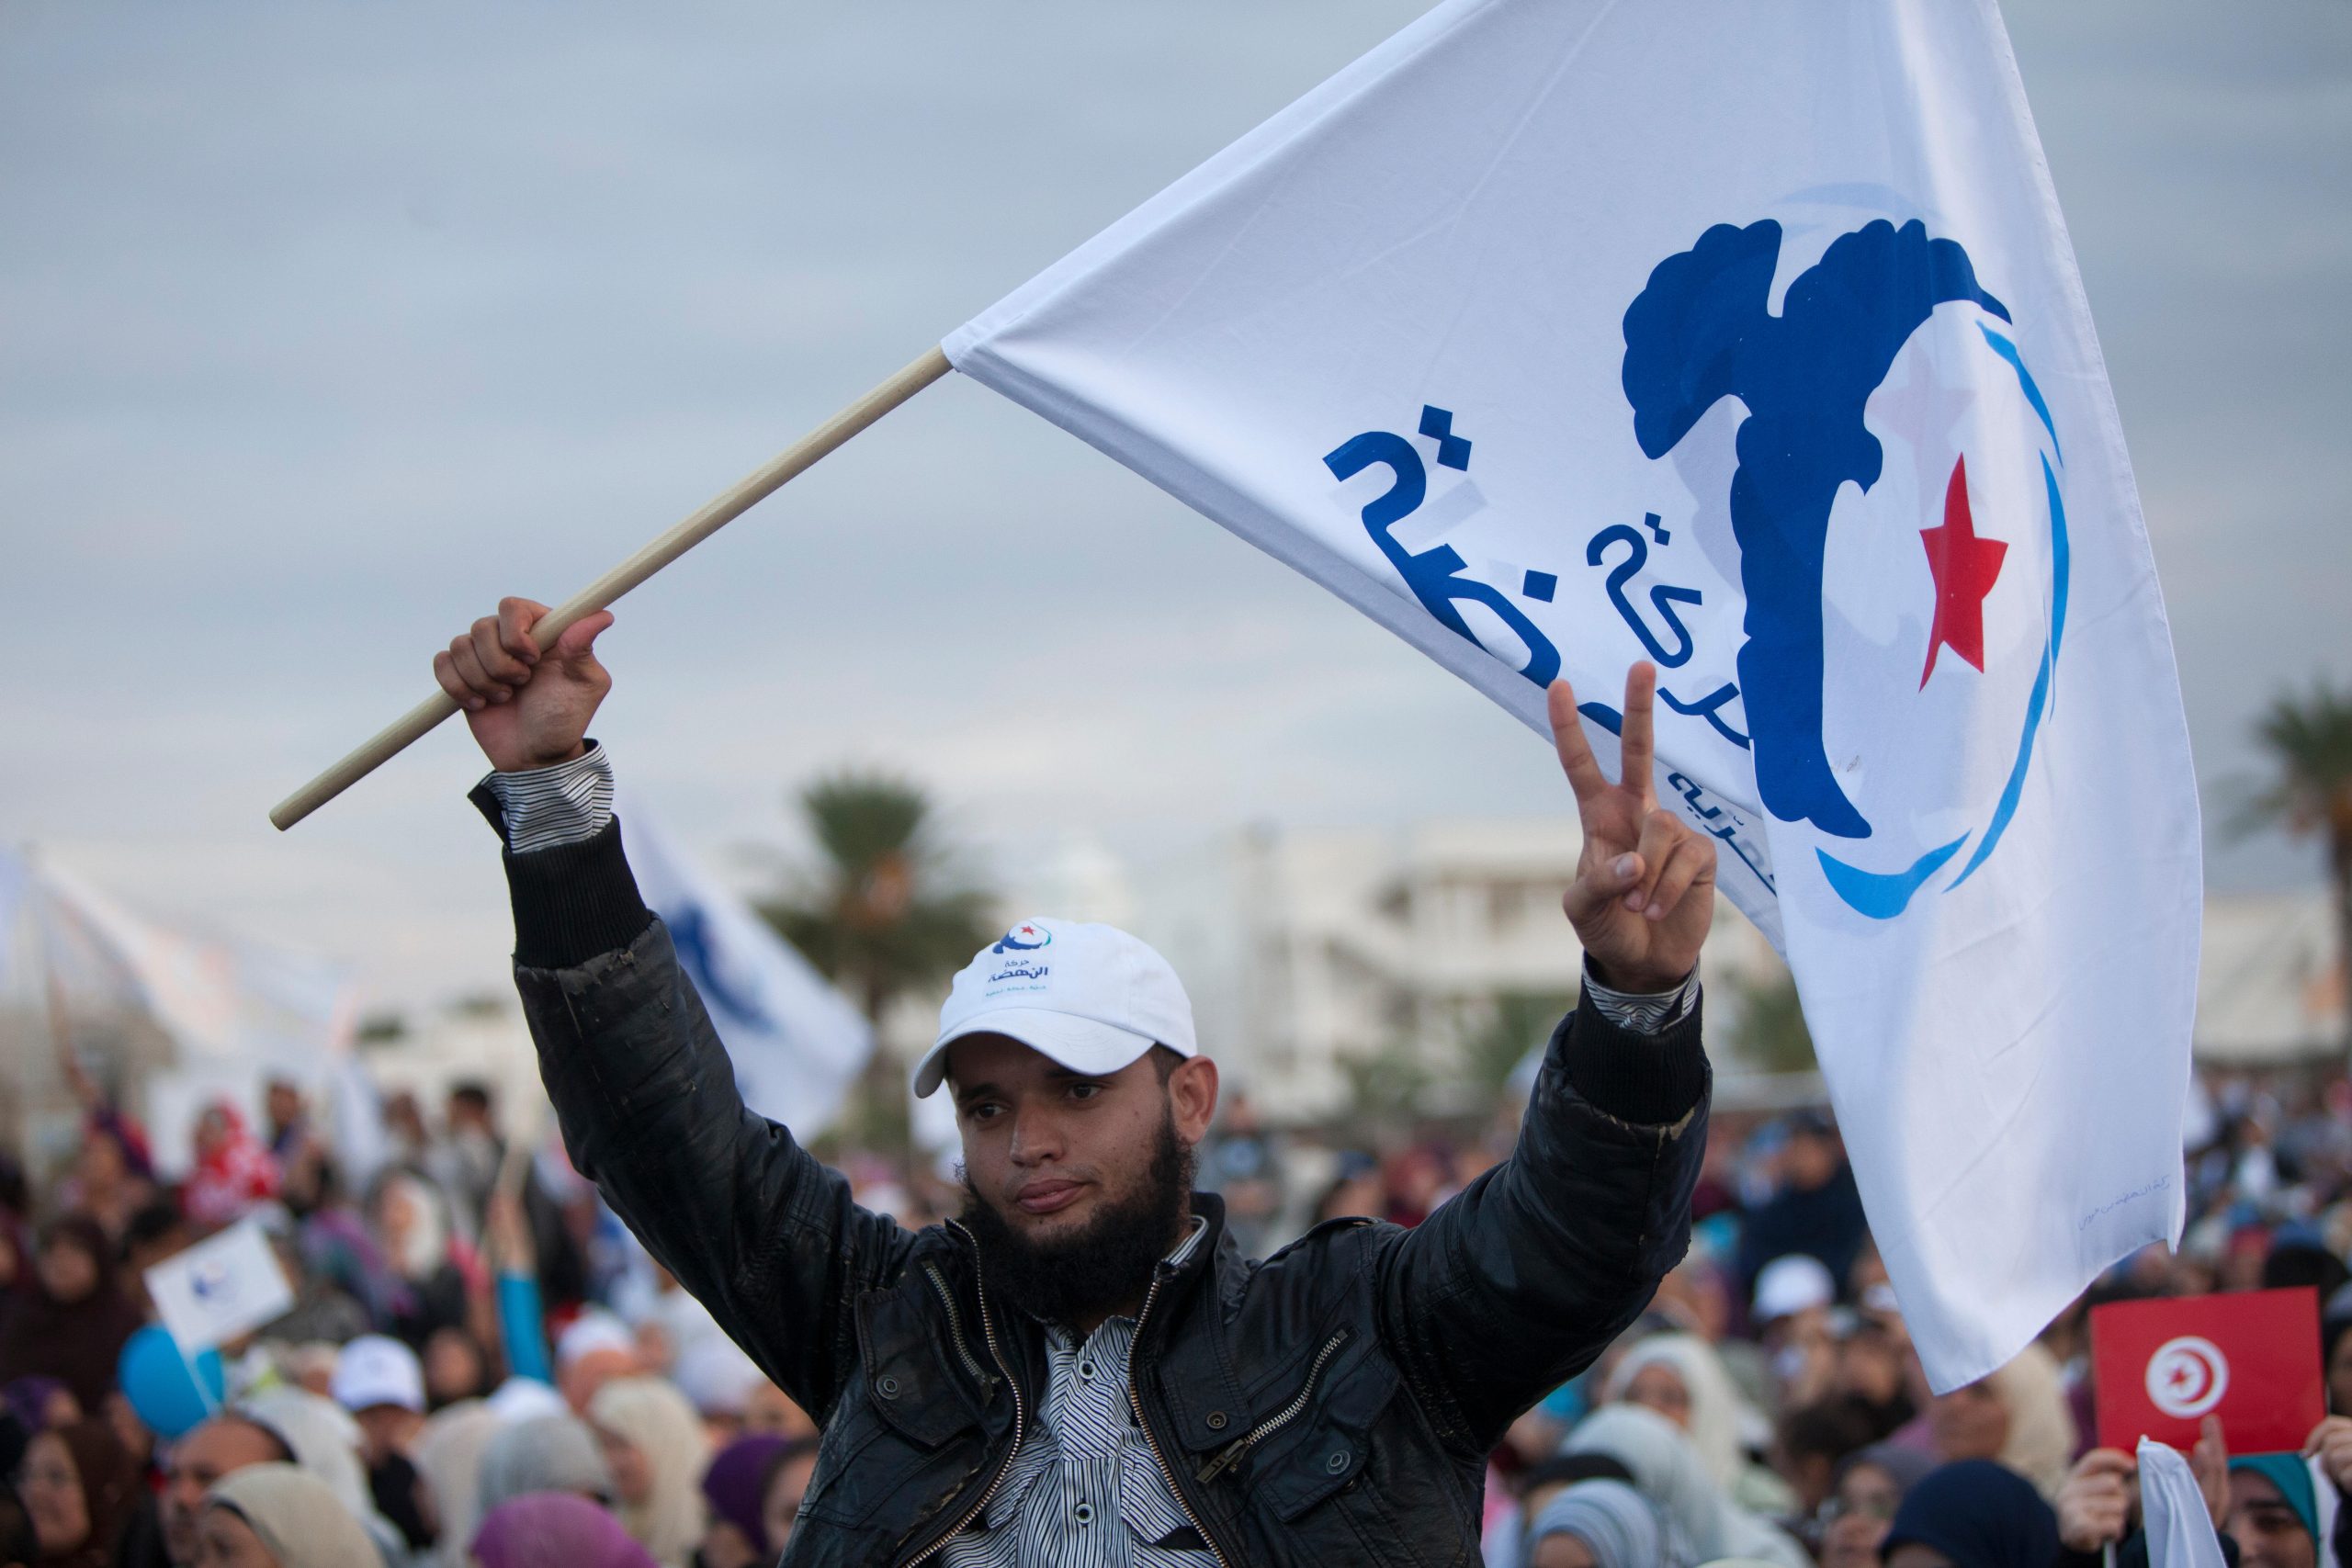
[4,2,2346,1013]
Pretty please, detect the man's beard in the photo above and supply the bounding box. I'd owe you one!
[960,1111,1194,1331]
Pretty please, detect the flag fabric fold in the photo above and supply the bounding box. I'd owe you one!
[946,0,2199,1388]
[616,795,874,1136]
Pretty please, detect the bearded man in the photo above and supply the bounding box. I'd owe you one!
[437,595,1718,1567]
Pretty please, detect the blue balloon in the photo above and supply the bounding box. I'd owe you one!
[117,1325,223,1440]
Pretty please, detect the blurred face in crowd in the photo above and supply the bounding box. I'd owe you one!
[192,1507,276,1568]
[1884,1548,1957,1568]
[1528,1532,1600,1568]
[947,1036,1217,1327]
[35,1233,98,1304]
[595,1426,652,1506]
[742,1381,814,1441]
[19,1432,89,1556]
[75,1131,129,1191]
[163,1418,285,1562]
[265,1082,301,1132]
[560,1348,641,1414]
[1835,1326,1908,1406]
[1781,1128,1840,1191]
[2329,1333,2352,1416]
[1620,1362,1692,1429]
[764,1448,818,1555]
[1818,1459,1905,1568]
[2226,1471,2316,1568]
[423,1327,489,1409]
[195,1108,233,1161]
[1928,1378,2008,1462]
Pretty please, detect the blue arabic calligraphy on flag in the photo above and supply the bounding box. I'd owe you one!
[944,0,2201,1388]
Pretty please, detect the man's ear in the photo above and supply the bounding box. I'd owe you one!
[1167,1055,1219,1146]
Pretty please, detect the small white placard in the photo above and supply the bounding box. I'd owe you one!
[144,1217,294,1352]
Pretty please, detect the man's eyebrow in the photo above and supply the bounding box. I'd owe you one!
[954,1081,1000,1104]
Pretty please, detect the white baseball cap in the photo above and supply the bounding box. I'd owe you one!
[328,1334,424,1415]
[911,918,1197,1099]
[1751,1253,1837,1323]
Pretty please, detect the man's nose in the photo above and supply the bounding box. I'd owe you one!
[1006,1109,1065,1167]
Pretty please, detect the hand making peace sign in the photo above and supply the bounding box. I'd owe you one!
[1548,663,1717,995]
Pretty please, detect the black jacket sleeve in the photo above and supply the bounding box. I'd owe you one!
[499,817,918,1422]
[1376,986,1710,1450]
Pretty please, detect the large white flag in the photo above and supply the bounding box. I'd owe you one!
[617,795,874,1135]
[945,0,2199,1387]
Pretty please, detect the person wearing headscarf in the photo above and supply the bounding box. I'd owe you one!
[586,1376,707,1568]
[1817,1441,1934,1568]
[473,1495,660,1568]
[474,1414,614,1518]
[17,1417,155,1568]
[696,1435,787,1568]
[1564,1404,1808,1568]
[198,1464,378,1567]
[1606,1333,1797,1516]
[2,1381,75,1438]
[1925,1342,2077,1501]
[0,1477,36,1568]
[1521,1478,1672,1568]
[1880,1459,2059,1568]
[367,1170,475,1352]
[56,1110,157,1249]
[410,1398,502,1556]
[2223,1452,2330,1568]
[182,1102,281,1229]
[0,1219,142,1414]
[233,1387,411,1565]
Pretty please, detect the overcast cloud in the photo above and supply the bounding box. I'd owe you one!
[3,2,2346,1012]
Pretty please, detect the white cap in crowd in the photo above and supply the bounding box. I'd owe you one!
[327,1334,424,1415]
[912,918,1198,1099]
[1751,1253,1837,1324]
[554,1309,637,1370]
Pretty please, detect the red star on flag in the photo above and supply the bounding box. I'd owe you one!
[1918,455,2008,688]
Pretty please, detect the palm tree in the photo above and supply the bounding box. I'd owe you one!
[759,773,994,1150]
[2238,680,2352,1043]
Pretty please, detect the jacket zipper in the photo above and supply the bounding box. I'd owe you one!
[900,1228,1025,1567]
[1128,1264,1239,1568]
[1193,1327,1351,1485]
[923,1261,992,1391]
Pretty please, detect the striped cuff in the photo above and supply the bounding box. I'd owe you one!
[1581,962,1700,1035]
[473,743,614,853]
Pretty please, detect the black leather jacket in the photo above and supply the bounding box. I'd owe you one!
[496,819,1711,1567]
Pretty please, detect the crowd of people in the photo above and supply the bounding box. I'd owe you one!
[0,1037,2346,1567]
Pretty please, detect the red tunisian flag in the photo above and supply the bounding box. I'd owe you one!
[2091,1288,2323,1454]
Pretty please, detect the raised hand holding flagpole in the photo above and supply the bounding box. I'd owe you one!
[268,345,950,830]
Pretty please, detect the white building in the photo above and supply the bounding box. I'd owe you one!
[1131,818,1783,1121]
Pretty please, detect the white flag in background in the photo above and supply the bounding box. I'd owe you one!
[945,0,2199,1387]
[32,857,355,1076]
[618,796,874,1136]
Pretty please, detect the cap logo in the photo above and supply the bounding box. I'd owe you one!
[992,923,1052,953]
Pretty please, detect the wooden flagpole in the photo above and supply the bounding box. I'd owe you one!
[269,345,954,831]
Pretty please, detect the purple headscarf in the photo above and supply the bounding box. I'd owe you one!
[471,1495,661,1568]
[701,1434,794,1554]
[3,1376,68,1434]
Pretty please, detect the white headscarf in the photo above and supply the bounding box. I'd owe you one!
[1604,1334,1756,1495]
[588,1375,709,1568]
[207,1463,380,1568]
[1564,1404,1809,1568]
[236,1387,376,1524]
[1524,1478,1674,1568]
[1987,1343,2077,1501]
[413,1398,503,1558]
